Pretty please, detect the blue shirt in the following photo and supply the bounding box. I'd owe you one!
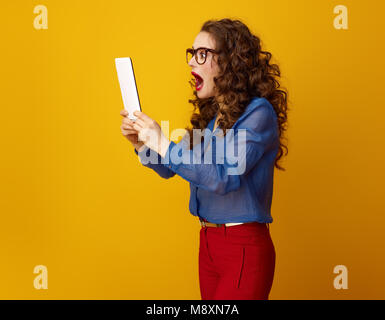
[134,97,279,224]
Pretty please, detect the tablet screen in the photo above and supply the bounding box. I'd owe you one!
[115,57,142,120]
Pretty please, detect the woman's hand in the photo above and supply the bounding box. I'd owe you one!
[130,110,171,158]
[120,109,145,152]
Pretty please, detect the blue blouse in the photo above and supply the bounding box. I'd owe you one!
[134,97,279,224]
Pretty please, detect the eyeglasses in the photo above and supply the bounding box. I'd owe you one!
[186,47,220,65]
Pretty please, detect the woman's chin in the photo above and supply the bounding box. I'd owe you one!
[197,87,213,99]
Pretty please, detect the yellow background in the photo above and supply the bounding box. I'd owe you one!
[1,0,384,299]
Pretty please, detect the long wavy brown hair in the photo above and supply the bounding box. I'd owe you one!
[185,18,289,171]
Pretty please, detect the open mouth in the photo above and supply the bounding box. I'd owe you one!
[191,72,204,91]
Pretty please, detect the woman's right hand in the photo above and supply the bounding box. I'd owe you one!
[120,109,145,152]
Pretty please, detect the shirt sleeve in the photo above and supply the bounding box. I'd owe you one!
[134,146,176,179]
[158,102,278,195]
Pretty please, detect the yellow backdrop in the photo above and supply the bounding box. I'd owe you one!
[1,0,384,299]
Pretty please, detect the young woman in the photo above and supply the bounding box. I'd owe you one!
[120,18,289,300]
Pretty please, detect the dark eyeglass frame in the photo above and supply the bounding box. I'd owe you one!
[186,47,220,65]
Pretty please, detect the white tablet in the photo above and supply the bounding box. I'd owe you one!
[115,57,142,121]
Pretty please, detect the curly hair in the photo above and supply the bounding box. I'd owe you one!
[185,18,289,171]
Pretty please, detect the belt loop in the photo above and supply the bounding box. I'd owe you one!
[224,224,227,239]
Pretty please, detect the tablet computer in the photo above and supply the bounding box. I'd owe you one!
[115,57,142,121]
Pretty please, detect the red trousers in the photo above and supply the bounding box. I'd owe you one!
[199,220,276,300]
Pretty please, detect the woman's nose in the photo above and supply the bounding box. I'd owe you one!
[188,57,196,68]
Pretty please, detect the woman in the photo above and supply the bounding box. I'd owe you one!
[120,18,289,300]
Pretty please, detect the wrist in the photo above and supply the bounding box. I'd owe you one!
[134,143,146,153]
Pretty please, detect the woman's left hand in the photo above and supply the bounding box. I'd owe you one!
[131,110,171,158]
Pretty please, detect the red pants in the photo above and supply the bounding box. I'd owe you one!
[199,220,276,300]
